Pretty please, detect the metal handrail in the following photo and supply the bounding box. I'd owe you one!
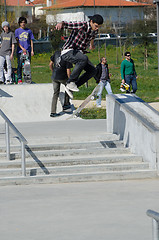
[0,109,28,176]
[147,209,159,240]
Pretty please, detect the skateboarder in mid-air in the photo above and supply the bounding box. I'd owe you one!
[55,14,104,98]
[15,17,34,84]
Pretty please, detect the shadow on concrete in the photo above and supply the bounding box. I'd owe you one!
[25,145,50,176]
[116,94,145,104]
[0,89,13,98]
[100,141,117,148]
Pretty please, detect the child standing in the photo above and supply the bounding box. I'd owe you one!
[15,17,34,84]
[0,21,16,84]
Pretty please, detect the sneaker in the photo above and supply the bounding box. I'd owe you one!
[65,86,73,99]
[0,80,4,84]
[18,80,23,84]
[63,105,71,111]
[97,105,101,108]
[50,113,61,117]
[6,80,11,85]
[66,82,79,92]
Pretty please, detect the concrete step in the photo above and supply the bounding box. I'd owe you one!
[0,154,143,169]
[0,147,131,161]
[0,162,150,177]
[0,169,157,186]
[0,132,120,146]
[0,140,125,153]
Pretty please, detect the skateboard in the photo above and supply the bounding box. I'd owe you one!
[67,84,100,119]
[120,82,130,92]
[20,51,32,84]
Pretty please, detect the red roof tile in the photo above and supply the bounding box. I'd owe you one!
[1,0,45,6]
[42,0,149,9]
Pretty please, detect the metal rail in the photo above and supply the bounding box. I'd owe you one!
[147,209,159,240]
[0,109,28,176]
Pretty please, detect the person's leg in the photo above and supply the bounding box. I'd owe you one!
[131,75,137,93]
[51,80,60,114]
[60,79,71,108]
[96,81,104,107]
[124,75,131,93]
[76,59,97,88]
[17,53,22,83]
[105,81,113,94]
[0,56,5,83]
[5,55,12,83]
[62,50,88,85]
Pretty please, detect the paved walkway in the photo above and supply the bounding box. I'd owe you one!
[1,179,159,240]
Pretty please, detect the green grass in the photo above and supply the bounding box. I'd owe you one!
[16,43,159,103]
[79,108,106,119]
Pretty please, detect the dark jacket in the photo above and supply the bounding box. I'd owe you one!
[94,63,110,84]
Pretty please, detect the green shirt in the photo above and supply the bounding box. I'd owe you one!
[121,59,137,79]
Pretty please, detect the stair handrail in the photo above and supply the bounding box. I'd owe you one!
[147,209,159,240]
[0,109,28,176]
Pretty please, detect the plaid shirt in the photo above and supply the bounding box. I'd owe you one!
[62,21,98,53]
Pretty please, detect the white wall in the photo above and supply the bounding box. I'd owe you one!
[46,6,144,25]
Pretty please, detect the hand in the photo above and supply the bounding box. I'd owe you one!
[89,44,95,50]
[22,48,27,53]
[31,51,34,57]
[10,54,13,60]
[55,22,63,30]
[122,79,125,84]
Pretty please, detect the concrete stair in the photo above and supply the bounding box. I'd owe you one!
[0,136,157,185]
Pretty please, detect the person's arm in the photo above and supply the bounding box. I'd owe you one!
[56,21,85,31]
[30,39,34,56]
[10,43,15,60]
[67,68,71,78]
[90,39,95,50]
[16,37,26,53]
[121,61,125,83]
[49,60,54,72]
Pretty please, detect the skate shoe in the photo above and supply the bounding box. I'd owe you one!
[66,82,79,92]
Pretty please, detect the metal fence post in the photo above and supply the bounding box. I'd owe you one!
[21,141,26,176]
[152,218,159,240]
[5,121,10,161]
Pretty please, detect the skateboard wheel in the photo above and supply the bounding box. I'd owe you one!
[91,96,94,100]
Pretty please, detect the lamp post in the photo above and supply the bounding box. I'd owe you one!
[4,0,7,20]
[153,0,159,75]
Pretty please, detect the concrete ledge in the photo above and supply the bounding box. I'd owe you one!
[106,94,159,170]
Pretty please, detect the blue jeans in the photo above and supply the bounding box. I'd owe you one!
[17,52,31,80]
[125,74,137,93]
[96,80,112,106]
[61,50,97,87]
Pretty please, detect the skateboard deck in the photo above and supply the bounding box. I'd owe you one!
[20,51,32,84]
[67,84,100,119]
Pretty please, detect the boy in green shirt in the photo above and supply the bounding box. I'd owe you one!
[121,51,137,93]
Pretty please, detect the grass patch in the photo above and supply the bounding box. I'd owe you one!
[13,43,159,104]
[79,108,106,119]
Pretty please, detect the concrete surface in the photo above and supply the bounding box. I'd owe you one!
[0,83,72,123]
[106,94,159,170]
[0,119,108,145]
[1,179,159,240]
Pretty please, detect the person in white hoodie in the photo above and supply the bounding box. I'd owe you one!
[0,21,16,84]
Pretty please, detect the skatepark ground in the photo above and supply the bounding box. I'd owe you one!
[1,179,159,240]
[1,82,159,239]
[1,118,159,240]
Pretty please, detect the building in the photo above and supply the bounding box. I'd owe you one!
[0,0,46,23]
[41,0,150,26]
